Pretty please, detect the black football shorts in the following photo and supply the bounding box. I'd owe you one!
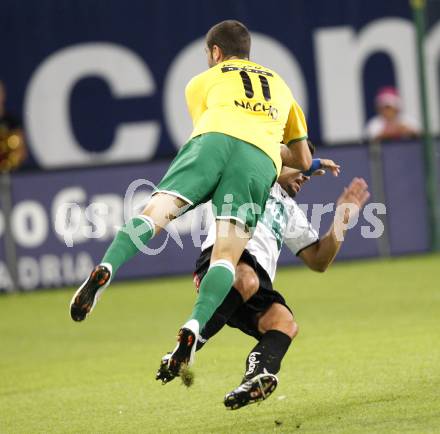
[194,246,293,340]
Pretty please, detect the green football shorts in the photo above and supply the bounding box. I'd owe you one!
[155,132,277,229]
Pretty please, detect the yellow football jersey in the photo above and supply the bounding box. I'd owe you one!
[185,59,308,174]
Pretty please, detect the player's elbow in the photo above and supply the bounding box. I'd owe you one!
[314,265,328,273]
[309,260,329,273]
[288,152,312,171]
[297,154,312,171]
[284,141,312,170]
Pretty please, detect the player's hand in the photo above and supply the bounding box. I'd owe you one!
[337,177,370,208]
[336,177,370,223]
[319,159,341,177]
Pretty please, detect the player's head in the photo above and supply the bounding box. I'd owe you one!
[205,20,251,67]
[278,169,309,198]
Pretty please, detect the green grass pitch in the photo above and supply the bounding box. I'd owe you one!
[1,254,439,433]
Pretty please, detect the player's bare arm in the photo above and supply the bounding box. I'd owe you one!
[299,177,370,272]
[281,142,341,177]
[281,140,312,171]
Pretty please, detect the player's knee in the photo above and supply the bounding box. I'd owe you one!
[275,312,297,339]
[142,192,188,234]
[289,317,299,339]
[234,266,259,301]
[259,304,298,339]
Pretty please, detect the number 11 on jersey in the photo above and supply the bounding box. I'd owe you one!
[221,66,278,120]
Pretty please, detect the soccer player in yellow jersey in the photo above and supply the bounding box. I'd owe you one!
[69,20,338,376]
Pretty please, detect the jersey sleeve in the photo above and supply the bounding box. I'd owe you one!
[283,203,319,255]
[185,73,207,127]
[283,99,308,146]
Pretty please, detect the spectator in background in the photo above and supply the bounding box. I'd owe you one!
[365,86,420,143]
[0,80,26,171]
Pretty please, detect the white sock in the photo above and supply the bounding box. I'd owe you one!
[99,262,113,275]
[183,319,200,336]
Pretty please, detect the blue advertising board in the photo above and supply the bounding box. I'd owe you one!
[0,1,437,291]
[0,142,431,292]
[2,0,440,170]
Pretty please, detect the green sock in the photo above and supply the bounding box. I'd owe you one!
[101,216,154,274]
[190,263,235,329]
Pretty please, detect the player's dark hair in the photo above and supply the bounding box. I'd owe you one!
[206,20,251,59]
[307,139,315,156]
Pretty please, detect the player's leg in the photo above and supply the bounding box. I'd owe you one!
[192,219,251,327]
[103,193,188,271]
[70,133,231,322]
[242,303,298,380]
[167,219,250,375]
[224,304,297,410]
[198,260,259,348]
[100,192,189,273]
[69,193,188,322]
[156,253,258,384]
[167,138,277,373]
[224,290,297,410]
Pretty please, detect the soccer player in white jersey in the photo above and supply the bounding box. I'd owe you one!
[157,168,370,410]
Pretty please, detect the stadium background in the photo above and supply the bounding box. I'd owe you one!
[0,0,439,291]
[1,1,440,433]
